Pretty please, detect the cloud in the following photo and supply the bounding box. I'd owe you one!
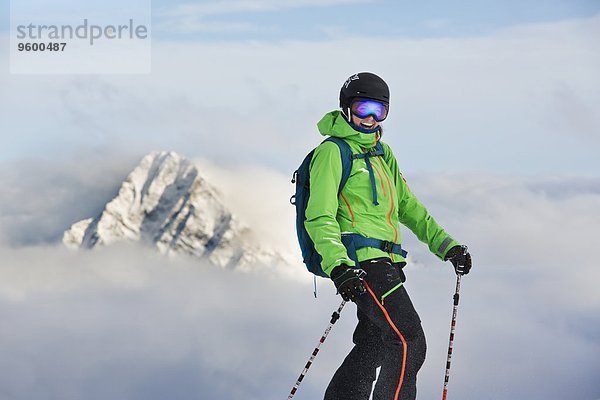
[159,0,366,18]
[155,0,368,34]
[0,152,141,246]
[402,173,600,307]
[1,15,599,175]
[191,157,298,253]
[0,243,343,400]
[548,81,600,140]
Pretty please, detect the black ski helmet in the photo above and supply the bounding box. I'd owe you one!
[339,72,390,109]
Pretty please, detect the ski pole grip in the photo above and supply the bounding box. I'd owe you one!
[330,311,340,324]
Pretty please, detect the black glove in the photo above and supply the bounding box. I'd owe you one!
[445,245,472,275]
[330,264,367,301]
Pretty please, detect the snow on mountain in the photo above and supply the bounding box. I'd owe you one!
[63,151,290,271]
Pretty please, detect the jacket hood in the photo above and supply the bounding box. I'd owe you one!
[317,110,380,149]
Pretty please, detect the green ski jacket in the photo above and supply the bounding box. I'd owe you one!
[304,110,459,277]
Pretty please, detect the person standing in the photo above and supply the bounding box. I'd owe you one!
[304,72,472,400]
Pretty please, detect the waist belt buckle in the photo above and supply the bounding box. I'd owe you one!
[381,240,394,253]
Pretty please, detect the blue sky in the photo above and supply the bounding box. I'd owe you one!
[2,0,599,39]
[148,0,600,41]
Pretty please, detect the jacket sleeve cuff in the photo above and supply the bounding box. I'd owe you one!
[435,236,460,260]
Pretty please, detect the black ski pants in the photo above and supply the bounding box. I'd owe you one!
[324,258,426,400]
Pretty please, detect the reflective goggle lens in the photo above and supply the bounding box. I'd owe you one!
[350,99,389,121]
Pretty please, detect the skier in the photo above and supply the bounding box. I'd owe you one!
[304,72,472,400]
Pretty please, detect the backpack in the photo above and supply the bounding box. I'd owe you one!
[290,137,389,277]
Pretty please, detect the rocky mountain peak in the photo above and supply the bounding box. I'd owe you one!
[63,151,288,270]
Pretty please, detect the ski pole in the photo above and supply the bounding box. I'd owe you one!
[287,300,346,400]
[442,273,462,400]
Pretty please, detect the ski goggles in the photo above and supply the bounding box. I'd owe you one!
[350,98,389,122]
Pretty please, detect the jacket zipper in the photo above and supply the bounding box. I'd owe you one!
[371,161,387,197]
[374,157,398,244]
[339,192,356,228]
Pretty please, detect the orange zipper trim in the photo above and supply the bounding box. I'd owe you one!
[365,281,407,400]
[371,160,387,197]
[339,192,356,227]
[374,157,398,243]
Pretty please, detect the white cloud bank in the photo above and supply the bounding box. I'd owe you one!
[0,244,338,400]
[0,14,598,175]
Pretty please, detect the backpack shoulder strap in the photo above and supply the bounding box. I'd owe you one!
[374,140,385,156]
[375,140,393,170]
[323,137,353,194]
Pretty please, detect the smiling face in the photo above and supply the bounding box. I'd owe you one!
[351,113,379,130]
